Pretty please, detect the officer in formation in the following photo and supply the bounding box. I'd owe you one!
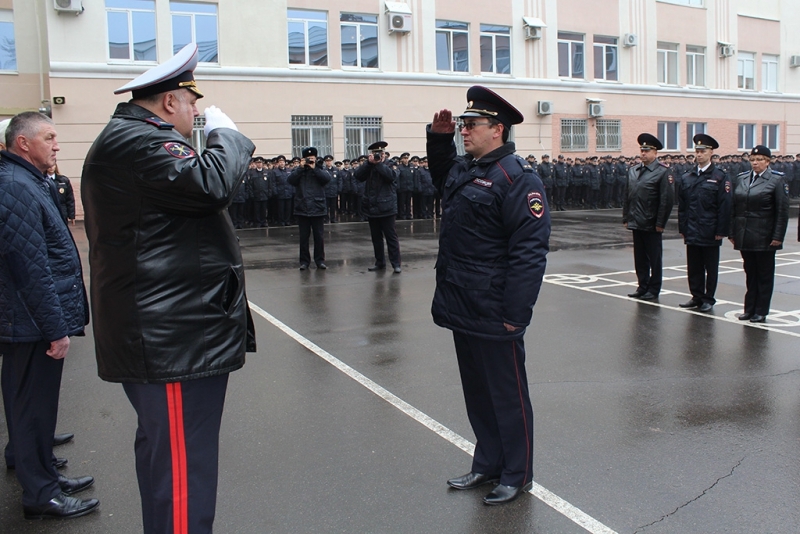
[623,133,674,301]
[288,147,330,270]
[321,155,339,223]
[248,156,271,227]
[676,134,732,313]
[427,86,550,506]
[536,155,554,207]
[46,164,76,224]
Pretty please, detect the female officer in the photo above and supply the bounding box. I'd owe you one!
[730,145,789,323]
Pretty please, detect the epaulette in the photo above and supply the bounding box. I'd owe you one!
[514,155,533,172]
[120,114,174,130]
[737,171,749,176]
[772,170,784,176]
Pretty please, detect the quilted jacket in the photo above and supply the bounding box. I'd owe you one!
[0,151,89,343]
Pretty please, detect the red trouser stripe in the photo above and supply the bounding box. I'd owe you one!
[166,383,188,534]
[512,342,532,484]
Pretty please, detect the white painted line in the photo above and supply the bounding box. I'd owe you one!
[248,301,618,534]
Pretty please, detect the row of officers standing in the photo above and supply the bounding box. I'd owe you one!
[230,151,440,229]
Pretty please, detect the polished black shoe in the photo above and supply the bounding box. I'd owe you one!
[678,299,699,309]
[53,433,74,447]
[447,472,500,490]
[627,290,645,298]
[483,482,533,505]
[697,303,713,313]
[317,263,327,270]
[24,493,99,520]
[737,313,753,321]
[749,314,766,323]
[299,263,308,271]
[638,292,658,301]
[58,475,94,496]
[393,265,402,274]
[368,265,385,272]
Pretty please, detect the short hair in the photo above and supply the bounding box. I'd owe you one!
[5,112,54,149]
[488,117,510,143]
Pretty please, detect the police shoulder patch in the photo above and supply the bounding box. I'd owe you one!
[668,175,674,184]
[784,183,790,196]
[528,191,545,218]
[724,181,731,193]
[163,142,196,159]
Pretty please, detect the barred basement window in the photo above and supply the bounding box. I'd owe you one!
[291,115,333,158]
[192,116,206,151]
[561,119,588,151]
[344,116,382,160]
[596,119,621,151]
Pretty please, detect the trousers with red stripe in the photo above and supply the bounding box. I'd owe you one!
[452,333,534,488]
[123,374,229,534]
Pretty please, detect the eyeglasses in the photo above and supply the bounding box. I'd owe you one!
[749,157,768,163]
[457,120,494,131]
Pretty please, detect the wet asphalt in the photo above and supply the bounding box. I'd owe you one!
[1,207,799,533]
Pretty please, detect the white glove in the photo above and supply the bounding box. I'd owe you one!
[204,106,238,136]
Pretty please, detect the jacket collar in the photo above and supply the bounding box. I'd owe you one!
[0,150,46,180]
[465,142,516,167]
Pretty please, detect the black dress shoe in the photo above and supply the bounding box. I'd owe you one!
[678,299,699,308]
[58,475,94,496]
[638,292,658,301]
[749,314,766,323]
[393,265,402,274]
[368,265,385,271]
[24,493,99,520]
[447,472,500,490]
[697,303,713,313]
[53,433,74,447]
[627,290,645,298]
[317,263,327,270]
[299,264,308,271]
[483,482,533,505]
[738,313,753,321]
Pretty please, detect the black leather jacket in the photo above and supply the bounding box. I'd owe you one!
[81,102,256,384]
[730,168,789,251]
[623,160,674,231]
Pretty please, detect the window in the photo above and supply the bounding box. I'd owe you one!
[558,32,584,78]
[560,119,588,151]
[171,2,218,63]
[341,13,378,69]
[762,54,778,92]
[738,123,756,150]
[686,45,705,87]
[686,122,707,149]
[344,117,382,160]
[596,119,621,151]
[0,10,16,71]
[288,9,328,66]
[191,116,206,151]
[291,116,333,158]
[593,36,618,81]
[762,124,779,151]
[436,21,469,72]
[657,42,678,84]
[657,121,679,151]
[106,0,156,62]
[480,24,510,74]
[737,52,755,90]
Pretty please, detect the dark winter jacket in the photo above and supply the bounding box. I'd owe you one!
[677,164,731,246]
[623,160,674,231]
[288,164,330,217]
[730,168,789,251]
[354,160,397,217]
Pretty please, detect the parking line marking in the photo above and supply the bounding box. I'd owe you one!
[248,302,618,534]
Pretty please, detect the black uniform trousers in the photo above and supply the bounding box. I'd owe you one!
[397,191,411,219]
[740,250,776,316]
[632,229,663,295]
[254,200,268,227]
[452,332,533,488]
[367,215,401,268]
[123,374,229,534]
[297,215,325,266]
[228,202,245,228]
[1,341,63,506]
[277,199,291,226]
[686,245,721,305]
[326,197,338,223]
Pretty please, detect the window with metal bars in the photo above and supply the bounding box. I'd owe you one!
[192,116,206,152]
[291,115,333,158]
[596,119,621,151]
[561,119,588,151]
[344,116,382,160]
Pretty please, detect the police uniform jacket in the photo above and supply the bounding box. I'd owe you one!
[323,166,339,197]
[571,164,585,186]
[623,160,674,231]
[288,164,330,217]
[271,167,293,199]
[536,162,554,188]
[615,162,628,184]
[553,162,569,187]
[248,168,271,200]
[418,167,436,195]
[232,175,248,203]
[730,168,789,251]
[353,160,397,217]
[0,151,89,343]
[426,129,550,341]
[397,164,414,192]
[587,164,601,190]
[51,173,76,221]
[677,164,732,246]
[81,102,256,384]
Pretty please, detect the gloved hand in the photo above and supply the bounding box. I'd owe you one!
[204,106,238,136]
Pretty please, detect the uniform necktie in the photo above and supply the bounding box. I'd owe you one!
[750,172,758,186]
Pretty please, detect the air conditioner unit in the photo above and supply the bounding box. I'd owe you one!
[385,1,412,33]
[537,101,553,115]
[522,17,546,41]
[790,55,800,68]
[54,0,83,14]
[588,103,605,118]
[623,33,638,47]
[719,45,735,58]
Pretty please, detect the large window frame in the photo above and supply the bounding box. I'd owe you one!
[762,124,779,151]
[480,24,511,75]
[738,123,756,150]
[106,0,157,62]
[657,121,679,151]
[686,45,705,87]
[436,20,469,72]
[657,42,679,85]
[593,36,618,81]
[344,116,383,161]
[762,54,778,92]
[596,119,621,151]
[560,119,588,151]
[686,122,707,150]
[737,51,755,90]
[0,9,16,72]
[291,115,333,158]
[171,2,218,63]
[558,32,584,79]
[288,9,328,67]
[340,13,379,69]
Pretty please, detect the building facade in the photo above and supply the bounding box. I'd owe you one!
[2,0,800,217]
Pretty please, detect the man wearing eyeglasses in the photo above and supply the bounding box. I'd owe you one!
[623,133,674,301]
[427,86,550,506]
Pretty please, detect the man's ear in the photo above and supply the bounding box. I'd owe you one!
[162,92,178,116]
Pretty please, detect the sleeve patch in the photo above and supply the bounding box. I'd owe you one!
[528,191,545,218]
[163,142,196,159]
[725,181,731,193]
[668,175,674,184]
[785,183,790,196]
